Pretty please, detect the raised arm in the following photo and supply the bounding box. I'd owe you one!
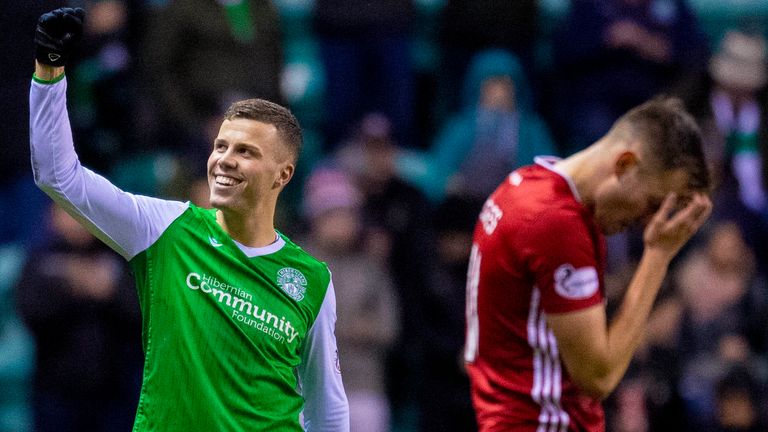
[31,8,187,260]
[546,193,711,399]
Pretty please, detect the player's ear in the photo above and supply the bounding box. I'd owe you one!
[274,163,295,189]
[614,151,639,178]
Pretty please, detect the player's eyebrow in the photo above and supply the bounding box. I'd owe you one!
[245,143,263,156]
[213,139,260,151]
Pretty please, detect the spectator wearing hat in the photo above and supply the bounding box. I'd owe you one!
[674,29,768,270]
[300,167,400,432]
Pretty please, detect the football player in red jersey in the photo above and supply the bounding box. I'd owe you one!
[465,97,712,431]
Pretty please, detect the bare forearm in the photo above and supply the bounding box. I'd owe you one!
[604,249,670,390]
[599,192,710,395]
[555,250,670,399]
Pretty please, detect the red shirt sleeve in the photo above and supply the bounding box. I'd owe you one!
[523,206,604,314]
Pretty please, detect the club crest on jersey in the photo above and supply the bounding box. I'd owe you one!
[277,267,307,301]
[554,264,599,299]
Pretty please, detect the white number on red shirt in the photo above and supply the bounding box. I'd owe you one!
[479,199,503,235]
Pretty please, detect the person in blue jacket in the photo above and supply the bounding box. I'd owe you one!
[397,49,558,202]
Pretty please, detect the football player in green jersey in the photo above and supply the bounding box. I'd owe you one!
[30,7,349,431]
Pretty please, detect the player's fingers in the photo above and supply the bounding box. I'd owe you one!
[61,11,83,29]
[667,192,710,231]
[652,192,677,223]
[688,194,712,232]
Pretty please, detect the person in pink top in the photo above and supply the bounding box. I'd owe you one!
[464,97,713,431]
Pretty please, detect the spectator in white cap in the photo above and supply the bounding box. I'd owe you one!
[674,28,768,270]
[710,31,767,94]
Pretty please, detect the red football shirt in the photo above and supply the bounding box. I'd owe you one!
[465,158,607,432]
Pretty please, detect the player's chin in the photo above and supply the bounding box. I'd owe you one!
[209,195,232,210]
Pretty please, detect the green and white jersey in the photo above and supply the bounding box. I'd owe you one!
[129,205,338,430]
[30,77,349,431]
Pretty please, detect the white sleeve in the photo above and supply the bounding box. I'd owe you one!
[30,77,189,260]
[298,279,350,432]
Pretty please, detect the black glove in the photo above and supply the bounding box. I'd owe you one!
[34,7,85,67]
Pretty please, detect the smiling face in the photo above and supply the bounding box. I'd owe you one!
[206,118,294,215]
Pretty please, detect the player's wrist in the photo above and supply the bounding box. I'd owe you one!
[33,61,65,83]
[640,246,674,267]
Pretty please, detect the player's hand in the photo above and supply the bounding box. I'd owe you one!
[35,7,85,67]
[642,192,712,259]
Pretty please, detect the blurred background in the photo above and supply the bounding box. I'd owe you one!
[1,0,768,431]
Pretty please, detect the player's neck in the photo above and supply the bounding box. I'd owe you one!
[554,144,610,209]
[215,207,276,248]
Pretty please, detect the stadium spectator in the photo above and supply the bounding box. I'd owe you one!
[142,0,284,171]
[16,204,142,432]
[29,7,348,430]
[334,113,437,429]
[623,220,768,431]
[436,0,539,117]
[312,0,416,149]
[415,193,482,432]
[671,222,768,429]
[13,2,768,431]
[713,366,766,432]
[616,296,689,431]
[397,49,557,203]
[676,31,767,187]
[607,379,650,432]
[549,0,709,155]
[674,29,768,269]
[465,97,712,431]
[67,0,138,173]
[301,167,399,432]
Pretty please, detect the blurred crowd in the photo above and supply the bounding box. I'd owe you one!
[1,0,768,431]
